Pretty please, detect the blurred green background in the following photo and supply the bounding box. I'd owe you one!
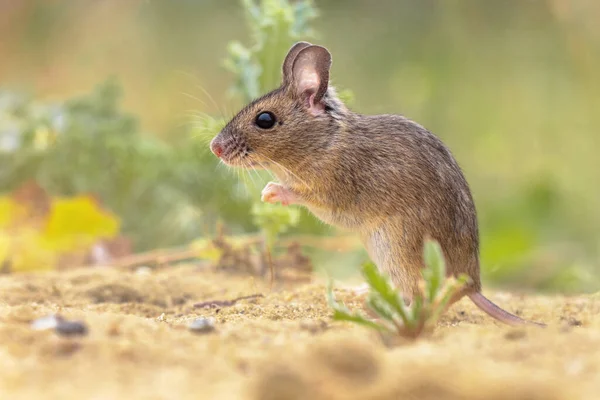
[0,0,598,292]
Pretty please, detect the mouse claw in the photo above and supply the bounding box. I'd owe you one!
[261,182,296,206]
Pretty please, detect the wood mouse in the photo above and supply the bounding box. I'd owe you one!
[210,41,544,327]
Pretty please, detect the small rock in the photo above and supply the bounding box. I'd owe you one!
[32,314,88,336]
[188,317,215,334]
[31,315,60,331]
[56,320,88,337]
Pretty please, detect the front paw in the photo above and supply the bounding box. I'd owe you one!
[261,182,297,206]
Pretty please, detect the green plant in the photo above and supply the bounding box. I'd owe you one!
[225,0,318,103]
[327,239,470,339]
[0,79,199,251]
[251,202,300,248]
[196,0,324,244]
[0,0,328,261]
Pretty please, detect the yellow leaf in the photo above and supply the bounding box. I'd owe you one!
[0,232,10,267]
[0,228,56,272]
[0,196,27,228]
[42,196,120,253]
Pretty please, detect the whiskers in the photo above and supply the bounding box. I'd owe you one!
[173,70,237,150]
[225,153,312,197]
[260,154,311,190]
[212,150,266,195]
[171,71,311,198]
[175,69,234,116]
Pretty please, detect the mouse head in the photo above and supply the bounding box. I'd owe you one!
[210,42,346,173]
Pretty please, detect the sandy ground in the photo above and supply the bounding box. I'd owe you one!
[0,263,598,400]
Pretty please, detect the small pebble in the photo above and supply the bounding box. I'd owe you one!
[31,314,88,336]
[188,317,215,334]
[56,320,88,337]
[31,315,60,331]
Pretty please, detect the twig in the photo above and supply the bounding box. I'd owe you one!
[193,294,264,309]
[107,248,200,269]
[94,233,361,270]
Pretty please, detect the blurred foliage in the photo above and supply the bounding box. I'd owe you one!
[0,0,322,263]
[0,184,119,272]
[251,202,300,248]
[0,0,598,292]
[0,80,200,250]
[225,0,318,102]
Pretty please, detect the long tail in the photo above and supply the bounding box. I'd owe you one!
[467,292,546,327]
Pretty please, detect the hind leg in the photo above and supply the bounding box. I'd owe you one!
[362,231,417,288]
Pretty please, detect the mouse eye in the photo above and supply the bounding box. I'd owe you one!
[255,112,276,129]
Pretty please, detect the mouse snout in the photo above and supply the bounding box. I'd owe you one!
[210,138,224,158]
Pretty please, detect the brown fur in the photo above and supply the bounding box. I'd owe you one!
[210,42,544,327]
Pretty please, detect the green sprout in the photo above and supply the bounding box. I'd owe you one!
[327,239,471,339]
[224,0,318,102]
[203,1,350,249]
[222,0,318,243]
[251,202,300,249]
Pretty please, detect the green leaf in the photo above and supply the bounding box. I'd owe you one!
[423,239,445,302]
[331,309,389,332]
[251,202,300,247]
[429,274,470,324]
[361,262,412,327]
[366,293,396,323]
[410,294,423,326]
[326,279,389,332]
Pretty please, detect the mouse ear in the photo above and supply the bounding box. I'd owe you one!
[291,45,332,115]
[282,41,312,85]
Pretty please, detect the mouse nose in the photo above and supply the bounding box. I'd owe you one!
[210,139,223,158]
